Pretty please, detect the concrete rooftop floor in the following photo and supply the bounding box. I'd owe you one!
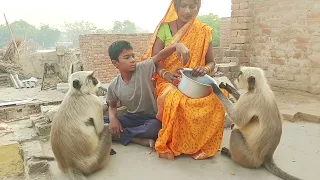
[1,86,319,180]
[47,121,319,180]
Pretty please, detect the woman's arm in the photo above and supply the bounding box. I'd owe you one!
[152,37,165,74]
[204,42,216,75]
[191,41,216,77]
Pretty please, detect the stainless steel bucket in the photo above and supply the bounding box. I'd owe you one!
[177,68,217,99]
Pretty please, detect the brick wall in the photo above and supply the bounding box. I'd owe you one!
[230,0,250,66]
[230,0,320,94]
[220,17,231,48]
[79,34,152,83]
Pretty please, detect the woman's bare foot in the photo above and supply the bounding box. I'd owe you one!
[158,152,175,160]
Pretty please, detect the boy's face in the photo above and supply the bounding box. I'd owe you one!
[112,48,136,72]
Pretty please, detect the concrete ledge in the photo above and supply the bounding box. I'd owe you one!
[22,140,50,179]
[0,101,62,123]
[282,110,320,124]
[0,141,24,178]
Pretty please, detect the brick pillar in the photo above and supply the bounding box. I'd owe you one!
[230,0,251,65]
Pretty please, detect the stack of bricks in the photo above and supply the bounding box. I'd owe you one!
[230,0,251,66]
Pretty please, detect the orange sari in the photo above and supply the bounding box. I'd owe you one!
[141,0,229,160]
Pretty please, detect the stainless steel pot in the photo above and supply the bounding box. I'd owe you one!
[177,68,217,99]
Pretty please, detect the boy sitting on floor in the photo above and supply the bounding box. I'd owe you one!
[104,40,189,150]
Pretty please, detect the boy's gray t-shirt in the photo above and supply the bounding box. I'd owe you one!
[107,59,158,116]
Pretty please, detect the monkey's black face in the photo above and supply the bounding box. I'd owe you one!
[89,75,99,86]
[69,71,101,94]
[92,77,98,86]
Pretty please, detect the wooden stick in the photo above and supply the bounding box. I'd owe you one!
[40,63,47,91]
[3,13,20,62]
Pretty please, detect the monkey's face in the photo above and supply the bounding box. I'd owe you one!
[234,70,246,90]
[69,71,101,94]
[234,67,263,92]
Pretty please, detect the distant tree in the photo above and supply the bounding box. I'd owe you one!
[36,24,61,48]
[0,25,10,47]
[0,20,38,47]
[63,21,114,44]
[111,20,137,34]
[0,20,61,48]
[95,28,111,34]
[63,21,98,42]
[197,13,221,47]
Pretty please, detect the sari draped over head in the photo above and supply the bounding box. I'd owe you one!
[141,0,229,160]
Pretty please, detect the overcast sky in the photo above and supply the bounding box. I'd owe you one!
[0,0,231,32]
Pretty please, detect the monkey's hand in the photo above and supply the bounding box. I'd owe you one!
[220,147,231,158]
[110,148,117,155]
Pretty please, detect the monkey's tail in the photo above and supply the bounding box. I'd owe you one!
[68,168,88,180]
[263,159,303,180]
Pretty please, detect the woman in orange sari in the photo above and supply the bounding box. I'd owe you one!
[141,0,229,160]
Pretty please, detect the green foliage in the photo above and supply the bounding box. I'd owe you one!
[0,20,38,47]
[0,20,60,48]
[197,13,221,47]
[36,24,61,48]
[63,21,109,41]
[111,20,137,34]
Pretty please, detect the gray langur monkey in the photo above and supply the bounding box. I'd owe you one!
[32,71,116,180]
[210,67,302,180]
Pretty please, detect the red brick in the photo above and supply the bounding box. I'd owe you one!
[262,28,272,35]
[307,11,320,19]
[232,4,240,10]
[232,23,249,30]
[240,2,249,9]
[232,9,250,17]
[231,36,248,44]
[307,19,320,26]
[238,30,248,36]
[311,61,320,68]
[296,37,309,44]
[231,30,238,37]
[229,44,249,50]
[270,58,285,65]
[237,17,251,23]
[238,57,249,64]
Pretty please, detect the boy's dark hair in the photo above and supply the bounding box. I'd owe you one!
[108,40,133,62]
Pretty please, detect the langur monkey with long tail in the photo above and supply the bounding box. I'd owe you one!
[32,71,116,180]
[211,67,302,180]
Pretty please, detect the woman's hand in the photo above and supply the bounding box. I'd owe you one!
[175,43,190,65]
[191,66,208,77]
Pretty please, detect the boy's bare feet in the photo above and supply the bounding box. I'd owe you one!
[132,137,155,153]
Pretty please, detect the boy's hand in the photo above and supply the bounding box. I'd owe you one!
[175,43,190,65]
[109,118,123,139]
[163,68,183,86]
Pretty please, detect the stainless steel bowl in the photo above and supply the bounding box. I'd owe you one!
[177,68,217,99]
